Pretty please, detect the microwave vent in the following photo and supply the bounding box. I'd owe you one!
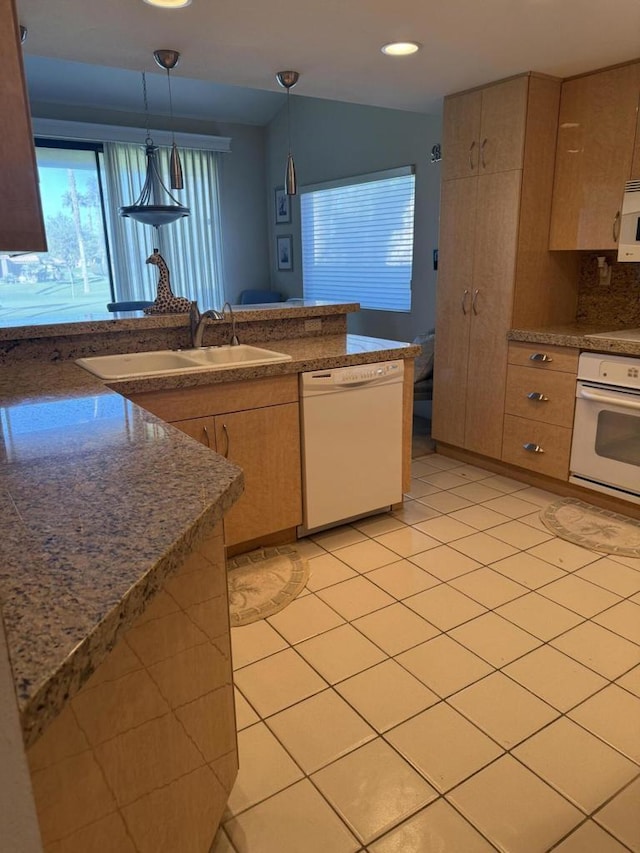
[624,180,640,193]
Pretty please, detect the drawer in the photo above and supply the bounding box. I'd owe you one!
[508,341,579,373]
[505,364,576,427]
[502,414,572,480]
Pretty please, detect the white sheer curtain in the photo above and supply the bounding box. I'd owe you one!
[103,142,225,309]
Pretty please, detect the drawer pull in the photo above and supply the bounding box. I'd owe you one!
[202,425,212,448]
[527,392,549,402]
[523,442,544,453]
[480,138,487,169]
[529,352,553,363]
[222,423,230,458]
[462,289,470,315]
[469,140,476,170]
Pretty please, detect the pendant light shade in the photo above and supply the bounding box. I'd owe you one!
[154,49,185,190]
[276,70,300,196]
[119,70,190,229]
[285,152,297,196]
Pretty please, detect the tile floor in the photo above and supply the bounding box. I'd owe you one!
[215,454,640,853]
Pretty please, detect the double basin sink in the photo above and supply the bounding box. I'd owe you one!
[76,345,292,380]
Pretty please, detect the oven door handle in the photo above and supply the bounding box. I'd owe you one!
[578,386,640,411]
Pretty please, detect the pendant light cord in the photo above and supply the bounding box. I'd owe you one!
[166,68,177,146]
[287,87,292,155]
[142,71,153,146]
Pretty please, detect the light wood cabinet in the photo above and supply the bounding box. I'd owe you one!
[501,342,578,480]
[549,62,640,250]
[441,76,528,181]
[129,376,302,549]
[434,74,574,460]
[502,415,573,479]
[0,0,46,251]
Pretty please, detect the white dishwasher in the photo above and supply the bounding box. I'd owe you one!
[299,360,404,533]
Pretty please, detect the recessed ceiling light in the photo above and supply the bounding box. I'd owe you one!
[143,0,192,8]
[381,41,421,56]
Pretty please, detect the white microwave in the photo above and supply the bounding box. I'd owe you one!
[618,180,640,261]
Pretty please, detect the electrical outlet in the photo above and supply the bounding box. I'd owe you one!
[305,318,322,332]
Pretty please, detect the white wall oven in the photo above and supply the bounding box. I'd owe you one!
[570,352,640,504]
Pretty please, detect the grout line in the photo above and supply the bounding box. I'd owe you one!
[224,463,640,851]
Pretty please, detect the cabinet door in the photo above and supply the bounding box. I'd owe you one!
[0,0,46,251]
[442,90,482,181]
[171,416,217,450]
[215,403,302,547]
[432,177,476,447]
[479,77,528,174]
[549,62,640,250]
[465,170,521,459]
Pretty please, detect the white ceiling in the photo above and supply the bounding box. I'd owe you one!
[17,0,640,123]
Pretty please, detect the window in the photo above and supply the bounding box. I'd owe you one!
[0,136,225,325]
[300,167,415,312]
[0,142,113,324]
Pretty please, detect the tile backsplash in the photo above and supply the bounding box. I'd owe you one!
[576,253,640,326]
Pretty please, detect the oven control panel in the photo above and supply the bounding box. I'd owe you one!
[578,352,640,389]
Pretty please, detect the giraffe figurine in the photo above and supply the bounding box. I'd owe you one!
[143,249,192,314]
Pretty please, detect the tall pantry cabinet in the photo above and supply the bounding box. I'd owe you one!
[432,73,578,460]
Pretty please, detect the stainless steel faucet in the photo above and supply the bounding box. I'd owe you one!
[221,302,240,346]
[192,306,224,347]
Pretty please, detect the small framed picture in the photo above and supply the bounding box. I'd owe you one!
[276,235,293,271]
[274,187,291,224]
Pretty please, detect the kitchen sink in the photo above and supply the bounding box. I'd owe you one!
[76,345,292,380]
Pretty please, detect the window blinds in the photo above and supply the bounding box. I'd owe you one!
[300,167,415,312]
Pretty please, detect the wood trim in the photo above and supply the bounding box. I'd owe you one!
[561,56,640,83]
[225,527,297,558]
[126,375,299,422]
[402,358,414,493]
[435,441,640,520]
[443,71,534,100]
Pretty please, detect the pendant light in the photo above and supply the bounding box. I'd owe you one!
[120,71,190,229]
[153,49,184,190]
[275,70,300,196]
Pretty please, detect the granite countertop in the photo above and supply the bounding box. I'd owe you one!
[508,324,640,356]
[0,361,244,747]
[0,300,359,340]
[0,331,418,746]
[107,334,422,395]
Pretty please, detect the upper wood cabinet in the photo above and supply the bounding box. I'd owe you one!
[549,62,640,251]
[0,0,46,251]
[442,76,529,180]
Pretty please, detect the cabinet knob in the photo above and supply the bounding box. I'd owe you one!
[523,442,544,453]
[527,392,549,402]
[529,352,553,363]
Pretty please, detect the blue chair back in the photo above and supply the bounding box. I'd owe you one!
[237,290,283,305]
[107,300,154,312]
